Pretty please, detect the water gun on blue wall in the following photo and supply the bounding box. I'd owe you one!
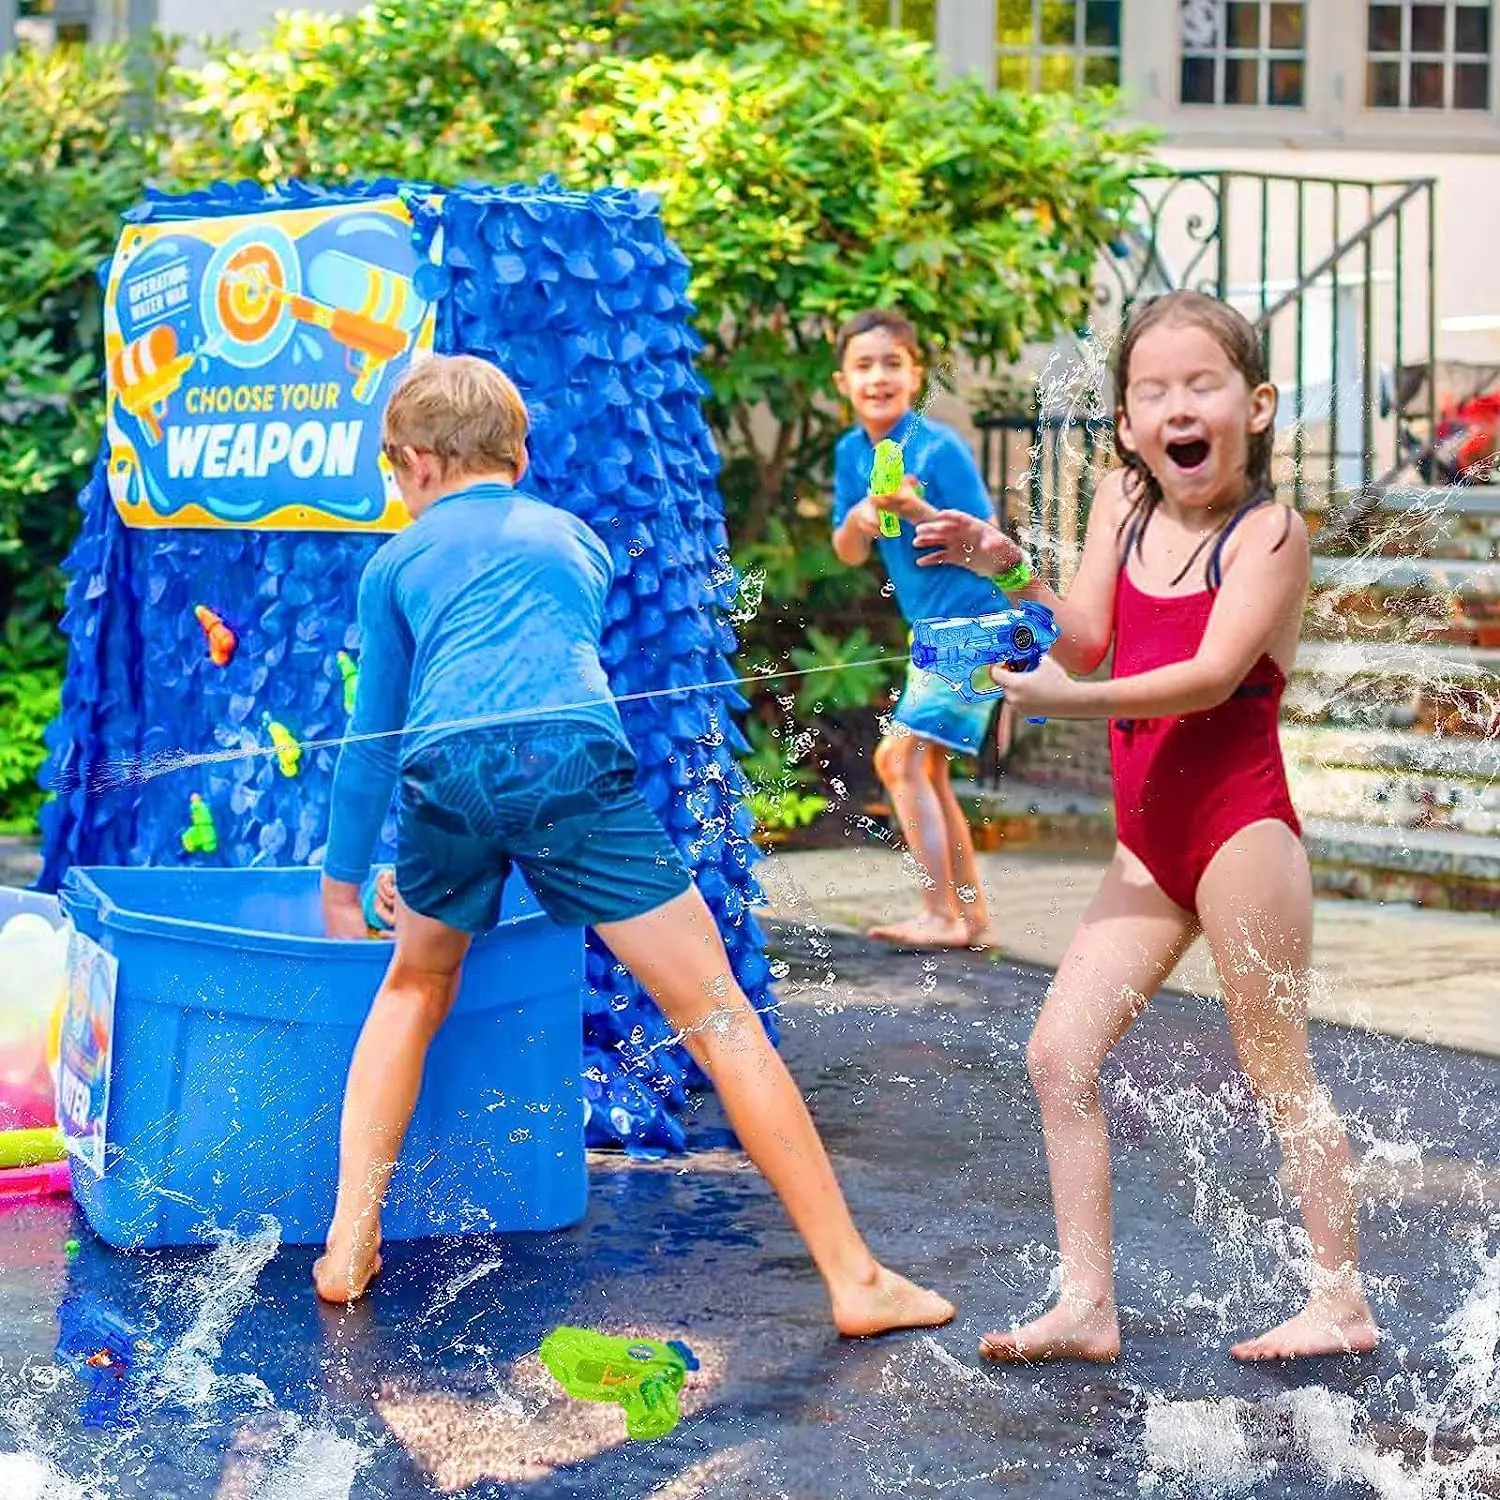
[910,600,1061,723]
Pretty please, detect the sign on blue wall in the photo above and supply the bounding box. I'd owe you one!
[103,196,441,532]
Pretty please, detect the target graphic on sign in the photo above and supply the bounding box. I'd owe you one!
[202,225,302,367]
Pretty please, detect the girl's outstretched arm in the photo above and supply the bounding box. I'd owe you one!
[992,505,1310,720]
[912,470,1129,675]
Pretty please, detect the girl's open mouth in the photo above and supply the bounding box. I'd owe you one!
[1165,438,1211,472]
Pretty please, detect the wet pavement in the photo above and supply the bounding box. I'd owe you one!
[2,923,1500,1498]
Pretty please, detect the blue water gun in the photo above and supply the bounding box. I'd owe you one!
[910,600,1061,723]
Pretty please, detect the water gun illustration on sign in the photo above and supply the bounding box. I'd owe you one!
[180,793,218,854]
[910,601,1061,724]
[336,651,359,715]
[262,714,302,778]
[108,325,195,446]
[868,437,924,538]
[194,605,238,667]
[539,1325,700,1440]
[215,242,420,405]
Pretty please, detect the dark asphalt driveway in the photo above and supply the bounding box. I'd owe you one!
[2,923,1498,1499]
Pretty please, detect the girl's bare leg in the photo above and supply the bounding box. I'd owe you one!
[597,885,955,1337]
[315,896,470,1304]
[930,743,998,949]
[868,733,968,948]
[981,844,1197,1364]
[1195,821,1378,1361]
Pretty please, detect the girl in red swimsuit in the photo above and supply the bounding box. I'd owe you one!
[914,290,1377,1367]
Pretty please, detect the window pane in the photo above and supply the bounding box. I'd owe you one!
[1454,60,1490,106]
[1410,3,1446,51]
[996,53,1032,89]
[1367,57,1402,104]
[1084,51,1121,85]
[1040,0,1077,46]
[1226,1,1262,47]
[1455,5,1491,53]
[1367,4,1402,51]
[1038,51,1077,90]
[1269,58,1304,103]
[1180,0,1220,48]
[1084,0,1121,46]
[1269,2,1304,48]
[1409,58,1445,105]
[1225,55,1261,102]
[1181,54,1218,101]
[898,0,937,37]
[996,0,1035,46]
[857,0,890,27]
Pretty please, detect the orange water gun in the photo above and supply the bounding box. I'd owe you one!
[194,606,237,667]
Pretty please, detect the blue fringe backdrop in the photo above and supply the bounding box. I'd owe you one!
[38,177,775,1154]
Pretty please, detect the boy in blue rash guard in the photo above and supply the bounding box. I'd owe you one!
[315,355,954,1339]
[830,309,1006,953]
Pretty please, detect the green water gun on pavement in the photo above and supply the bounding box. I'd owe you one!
[869,437,923,537]
[539,1325,699,1440]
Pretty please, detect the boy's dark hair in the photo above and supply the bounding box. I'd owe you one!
[1113,289,1286,589]
[835,308,921,366]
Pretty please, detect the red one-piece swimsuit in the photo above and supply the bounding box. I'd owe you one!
[1108,562,1301,914]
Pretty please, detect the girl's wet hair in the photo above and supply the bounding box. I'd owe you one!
[1113,289,1286,589]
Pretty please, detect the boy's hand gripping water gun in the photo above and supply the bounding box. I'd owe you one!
[868,438,923,538]
[540,1325,699,1440]
[910,600,1061,724]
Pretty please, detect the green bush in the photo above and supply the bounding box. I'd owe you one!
[0,2,1156,831]
[0,43,153,827]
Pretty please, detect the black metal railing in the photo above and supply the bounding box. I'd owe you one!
[977,169,1439,585]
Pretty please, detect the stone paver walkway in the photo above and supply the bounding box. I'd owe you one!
[759,847,1500,1059]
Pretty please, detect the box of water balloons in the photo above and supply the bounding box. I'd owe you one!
[56,864,588,1250]
[0,889,70,1139]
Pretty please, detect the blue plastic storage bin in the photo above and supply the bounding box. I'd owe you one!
[58,865,587,1250]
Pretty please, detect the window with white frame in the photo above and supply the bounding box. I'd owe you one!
[1366,3,1493,109]
[854,0,938,39]
[16,0,93,46]
[1179,1,1307,106]
[995,0,1123,93]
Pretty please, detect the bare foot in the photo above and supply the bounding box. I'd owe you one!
[832,1264,957,1338]
[979,1296,1121,1364]
[965,924,1001,952]
[866,913,970,950]
[1230,1294,1379,1361]
[313,1235,383,1305]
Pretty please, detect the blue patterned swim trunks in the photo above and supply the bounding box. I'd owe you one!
[395,722,691,932]
[891,656,996,757]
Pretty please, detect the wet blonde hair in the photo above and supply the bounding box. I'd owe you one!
[382,354,529,478]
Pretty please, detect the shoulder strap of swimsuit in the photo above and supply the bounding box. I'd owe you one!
[1206,484,1281,591]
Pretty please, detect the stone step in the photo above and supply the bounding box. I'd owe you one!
[1305,556,1500,647]
[1310,555,1500,597]
[1287,764,1500,839]
[1281,722,1500,778]
[1306,484,1500,561]
[1304,818,1500,913]
[1284,639,1499,734]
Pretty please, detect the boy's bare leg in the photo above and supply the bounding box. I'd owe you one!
[930,743,998,949]
[867,732,969,949]
[315,897,471,1305]
[1197,823,1378,1361]
[980,845,1195,1364]
[597,886,955,1337]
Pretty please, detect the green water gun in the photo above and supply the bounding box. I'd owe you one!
[181,793,217,854]
[870,437,926,537]
[539,1325,699,1440]
[336,651,359,715]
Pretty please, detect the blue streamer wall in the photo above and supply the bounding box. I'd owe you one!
[38,177,775,1154]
